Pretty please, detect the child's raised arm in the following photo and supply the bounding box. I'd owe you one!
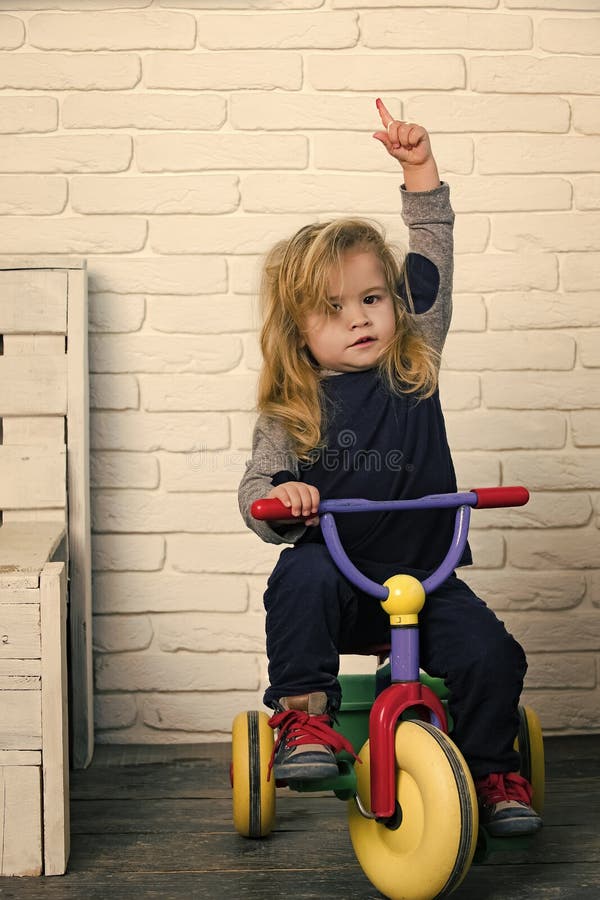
[373,98,440,193]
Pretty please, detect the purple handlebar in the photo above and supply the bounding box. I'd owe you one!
[319,491,477,516]
[251,488,529,601]
[319,491,477,515]
[316,491,475,600]
[320,503,471,600]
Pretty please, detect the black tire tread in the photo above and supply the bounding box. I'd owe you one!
[413,721,476,898]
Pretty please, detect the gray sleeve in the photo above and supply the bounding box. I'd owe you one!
[238,413,308,545]
[400,181,455,357]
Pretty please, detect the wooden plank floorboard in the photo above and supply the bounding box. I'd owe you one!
[70,797,351,834]
[63,827,598,873]
[0,735,598,899]
[70,781,599,833]
[0,864,599,900]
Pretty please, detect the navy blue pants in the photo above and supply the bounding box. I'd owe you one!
[263,543,527,778]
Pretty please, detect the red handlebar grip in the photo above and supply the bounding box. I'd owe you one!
[251,498,301,520]
[471,486,529,509]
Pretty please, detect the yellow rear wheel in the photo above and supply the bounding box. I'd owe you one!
[348,720,478,900]
[515,705,545,815]
[232,710,276,838]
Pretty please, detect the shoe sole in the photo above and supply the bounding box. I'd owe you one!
[485,817,543,837]
[274,761,340,780]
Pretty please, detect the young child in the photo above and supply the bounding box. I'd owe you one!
[238,99,542,837]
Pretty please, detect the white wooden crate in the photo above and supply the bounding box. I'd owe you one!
[0,526,69,876]
[0,257,92,875]
[0,258,93,771]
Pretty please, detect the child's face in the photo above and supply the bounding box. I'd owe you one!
[302,249,396,373]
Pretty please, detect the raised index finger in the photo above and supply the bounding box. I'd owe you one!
[375,97,394,128]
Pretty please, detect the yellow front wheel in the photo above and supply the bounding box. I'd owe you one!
[232,710,276,838]
[348,720,478,900]
[515,705,545,815]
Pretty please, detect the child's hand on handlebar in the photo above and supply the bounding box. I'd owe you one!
[267,482,320,526]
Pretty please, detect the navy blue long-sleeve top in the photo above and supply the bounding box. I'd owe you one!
[239,182,472,573]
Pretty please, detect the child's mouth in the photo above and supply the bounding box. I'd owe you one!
[351,337,375,346]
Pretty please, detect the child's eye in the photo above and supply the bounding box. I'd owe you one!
[363,295,380,305]
[329,302,342,312]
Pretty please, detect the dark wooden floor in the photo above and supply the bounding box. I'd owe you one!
[0,735,598,899]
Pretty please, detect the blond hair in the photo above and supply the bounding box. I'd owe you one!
[257,218,439,461]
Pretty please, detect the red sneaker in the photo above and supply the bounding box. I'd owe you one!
[475,772,542,836]
[267,692,358,782]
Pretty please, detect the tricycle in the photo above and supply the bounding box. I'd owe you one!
[231,487,544,900]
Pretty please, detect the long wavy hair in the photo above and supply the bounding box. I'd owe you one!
[257,217,439,461]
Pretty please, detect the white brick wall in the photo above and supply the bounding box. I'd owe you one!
[1,0,598,743]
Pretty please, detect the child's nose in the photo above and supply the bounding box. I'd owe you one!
[343,301,368,325]
[349,309,370,327]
